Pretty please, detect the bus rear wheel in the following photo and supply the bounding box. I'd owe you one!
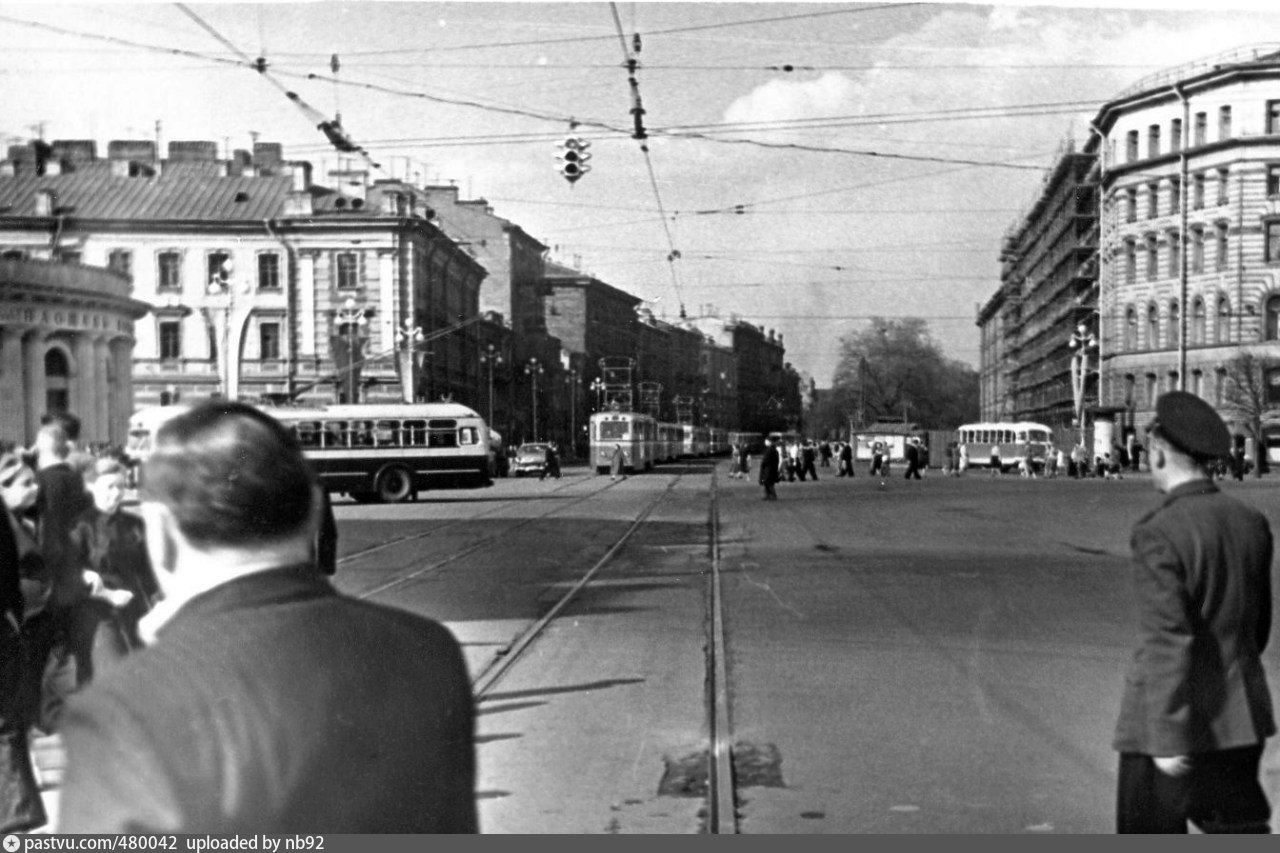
[376,466,414,503]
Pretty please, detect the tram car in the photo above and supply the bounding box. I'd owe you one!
[678,424,710,458]
[590,410,657,473]
[728,431,764,455]
[708,427,729,456]
[657,421,683,463]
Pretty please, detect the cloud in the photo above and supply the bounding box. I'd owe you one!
[722,72,862,127]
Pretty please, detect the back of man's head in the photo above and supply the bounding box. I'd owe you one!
[142,400,315,549]
[36,423,70,462]
[41,411,81,444]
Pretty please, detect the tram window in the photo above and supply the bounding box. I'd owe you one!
[1016,431,1027,442]
[598,421,628,440]
[404,420,427,446]
[374,420,399,446]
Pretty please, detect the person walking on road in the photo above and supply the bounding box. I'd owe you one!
[903,438,922,480]
[541,443,561,481]
[758,437,780,501]
[57,400,477,833]
[800,441,818,482]
[837,441,854,478]
[1113,391,1275,834]
[988,444,1001,477]
[610,443,627,481]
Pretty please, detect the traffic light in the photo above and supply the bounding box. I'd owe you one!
[557,136,591,184]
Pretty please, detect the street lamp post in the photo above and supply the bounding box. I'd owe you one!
[590,376,605,412]
[565,368,579,459]
[396,320,424,404]
[480,344,503,428]
[525,358,544,442]
[336,297,369,404]
[206,259,248,401]
[1069,322,1098,450]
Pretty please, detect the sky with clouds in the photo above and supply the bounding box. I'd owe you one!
[4,1,1280,385]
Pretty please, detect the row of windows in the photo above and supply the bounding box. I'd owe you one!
[1122,101,1280,163]
[157,319,281,361]
[1119,293,1280,350]
[1125,370,1230,409]
[1120,223,1232,281]
[107,250,363,293]
[289,419,480,449]
[1121,169,1232,222]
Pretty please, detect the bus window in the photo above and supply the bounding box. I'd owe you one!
[428,420,458,448]
[348,420,375,446]
[295,421,322,448]
[374,420,399,446]
[404,420,427,446]
[1016,431,1027,443]
[459,427,479,446]
[323,421,348,447]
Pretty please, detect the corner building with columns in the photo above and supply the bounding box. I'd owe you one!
[0,258,149,446]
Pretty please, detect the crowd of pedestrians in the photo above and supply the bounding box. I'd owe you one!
[1,403,476,834]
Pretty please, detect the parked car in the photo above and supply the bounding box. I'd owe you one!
[512,443,550,477]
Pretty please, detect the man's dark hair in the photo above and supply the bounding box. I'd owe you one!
[41,411,81,442]
[141,400,315,548]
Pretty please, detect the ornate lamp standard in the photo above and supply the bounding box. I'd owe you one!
[396,320,424,404]
[1069,322,1098,450]
[336,297,369,403]
[205,258,249,401]
[480,343,503,428]
[590,376,605,412]
[525,357,544,442]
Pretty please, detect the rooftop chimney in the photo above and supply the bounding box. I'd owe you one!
[167,140,218,162]
[253,142,283,171]
[51,140,96,166]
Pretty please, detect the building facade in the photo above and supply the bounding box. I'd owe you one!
[0,258,149,445]
[1095,47,1280,445]
[0,139,486,409]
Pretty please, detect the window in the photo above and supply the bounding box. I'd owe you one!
[1168,231,1180,277]
[1147,304,1160,348]
[108,249,132,278]
[1268,165,1280,198]
[1191,227,1204,274]
[1125,188,1137,223]
[1146,373,1159,407]
[1170,118,1182,152]
[257,252,281,291]
[335,252,359,289]
[1147,183,1159,218]
[1124,240,1137,283]
[158,251,182,291]
[1219,105,1232,140]
[1191,297,1206,345]
[1126,130,1140,161]
[1217,168,1230,205]
[1268,100,1280,135]
[60,250,81,265]
[1266,295,1280,341]
[1267,221,1280,264]
[159,320,182,360]
[1169,177,1180,215]
[1192,370,1203,397]
[207,251,230,289]
[1216,223,1229,270]
[1194,111,1207,146]
[1148,124,1161,158]
[1215,368,1227,405]
[1125,305,1138,350]
[259,321,281,360]
[1193,173,1205,209]
[1216,297,1232,343]
[1168,301,1180,349]
[1146,236,1158,281]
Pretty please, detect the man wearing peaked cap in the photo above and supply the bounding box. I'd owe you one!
[1113,391,1275,833]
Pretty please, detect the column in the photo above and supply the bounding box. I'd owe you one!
[75,334,98,441]
[379,252,396,354]
[22,331,46,445]
[298,253,316,356]
[111,340,134,444]
[93,336,111,445]
[0,330,25,442]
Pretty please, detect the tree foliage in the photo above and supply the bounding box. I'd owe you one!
[826,317,979,431]
[1220,349,1279,476]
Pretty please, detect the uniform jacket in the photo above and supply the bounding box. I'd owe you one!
[58,567,477,833]
[35,463,93,607]
[1113,479,1276,756]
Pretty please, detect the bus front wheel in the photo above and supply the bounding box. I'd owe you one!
[376,466,414,503]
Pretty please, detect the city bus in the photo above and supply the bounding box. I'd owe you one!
[264,402,491,502]
[956,421,1053,473]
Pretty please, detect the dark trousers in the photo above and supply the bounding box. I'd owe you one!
[0,632,45,833]
[1117,746,1271,833]
[761,479,777,500]
[904,462,921,480]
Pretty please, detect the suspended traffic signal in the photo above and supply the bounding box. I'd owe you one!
[557,136,591,184]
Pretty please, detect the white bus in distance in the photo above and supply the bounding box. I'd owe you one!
[957,421,1053,473]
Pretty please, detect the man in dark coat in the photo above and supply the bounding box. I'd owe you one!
[1114,392,1275,833]
[903,438,922,480]
[758,437,780,501]
[58,401,477,833]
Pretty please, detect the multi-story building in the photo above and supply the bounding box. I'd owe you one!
[982,142,1100,427]
[689,315,791,434]
[0,258,149,444]
[1094,46,1280,446]
[0,139,486,409]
